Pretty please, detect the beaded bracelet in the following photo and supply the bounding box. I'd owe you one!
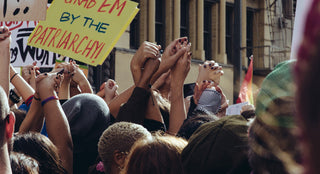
[41,96,58,106]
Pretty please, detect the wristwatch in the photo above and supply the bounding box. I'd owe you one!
[9,89,21,104]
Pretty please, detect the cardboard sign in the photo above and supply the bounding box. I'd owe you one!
[226,102,248,116]
[1,21,70,68]
[28,0,139,66]
[0,0,47,21]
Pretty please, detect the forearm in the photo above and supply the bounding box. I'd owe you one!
[108,85,135,117]
[58,78,71,100]
[145,91,164,123]
[42,94,73,174]
[19,98,44,133]
[0,47,10,95]
[78,79,93,93]
[10,66,34,101]
[150,67,166,85]
[116,87,150,124]
[168,84,186,135]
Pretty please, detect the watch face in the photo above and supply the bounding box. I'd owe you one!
[10,89,21,103]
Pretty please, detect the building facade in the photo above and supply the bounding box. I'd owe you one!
[92,0,296,104]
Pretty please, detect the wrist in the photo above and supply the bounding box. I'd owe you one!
[41,95,59,106]
[38,90,56,100]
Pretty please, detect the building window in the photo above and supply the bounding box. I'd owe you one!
[180,0,189,38]
[226,4,234,64]
[247,8,254,61]
[282,0,293,19]
[130,0,140,49]
[155,0,165,48]
[293,0,297,17]
[204,1,215,60]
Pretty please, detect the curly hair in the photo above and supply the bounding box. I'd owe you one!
[98,122,152,173]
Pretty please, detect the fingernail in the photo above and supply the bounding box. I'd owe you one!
[179,39,182,43]
[68,71,71,74]
[209,63,212,66]
[189,52,192,56]
[160,50,164,54]
[44,73,47,76]
[211,67,214,70]
[204,65,206,68]
[31,68,34,70]
[56,77,59,79]
[203,80,206,83]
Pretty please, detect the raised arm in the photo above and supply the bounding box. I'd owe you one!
[167,41,191,135]
[150,37,188,84]
[36,72,73,174]
[0,26,11,95]
[69,60,93,94]
[9,65,35,102]
[117,58,160,124]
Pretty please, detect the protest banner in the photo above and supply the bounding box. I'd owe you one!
[28,0,139,66]
[1,21,69,68]
[0,0,47,21]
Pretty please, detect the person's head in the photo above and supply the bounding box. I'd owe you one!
[12,132,66,174]
[62,93,111,174]
[98,122,152,174]
[0,87,15,146]
[122,134,187,174]
[248,60,302,174]
[195,88,221,115]
[181,115,251,174]
[10,152,39,174]
[11,109,26,133]
[177,114,218,140]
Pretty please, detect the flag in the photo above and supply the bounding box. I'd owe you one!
[236,56,254,105]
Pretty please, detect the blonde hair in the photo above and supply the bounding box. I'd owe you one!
[98,122,152,173]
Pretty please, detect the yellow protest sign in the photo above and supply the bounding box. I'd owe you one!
[27,0,139,66]
[0,0,47,21]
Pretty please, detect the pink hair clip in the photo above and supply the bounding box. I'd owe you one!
[96,161,104,172]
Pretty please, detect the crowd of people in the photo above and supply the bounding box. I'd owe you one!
[0,17,316,174]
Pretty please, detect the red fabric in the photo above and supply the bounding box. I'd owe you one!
[236,56,253,104]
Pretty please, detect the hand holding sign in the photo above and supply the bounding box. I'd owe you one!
[0,0,47,21]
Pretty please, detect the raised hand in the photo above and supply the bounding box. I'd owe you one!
[97,79,119,104]
[0,26,11,48]
[215,86,228,117]
[131,41,161,85]
[36,72,63,100]
[197,60,224,85]
[150,37,188,84]
[138,58,161,89]
[170,42,192,85]
[21,61,40,89]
